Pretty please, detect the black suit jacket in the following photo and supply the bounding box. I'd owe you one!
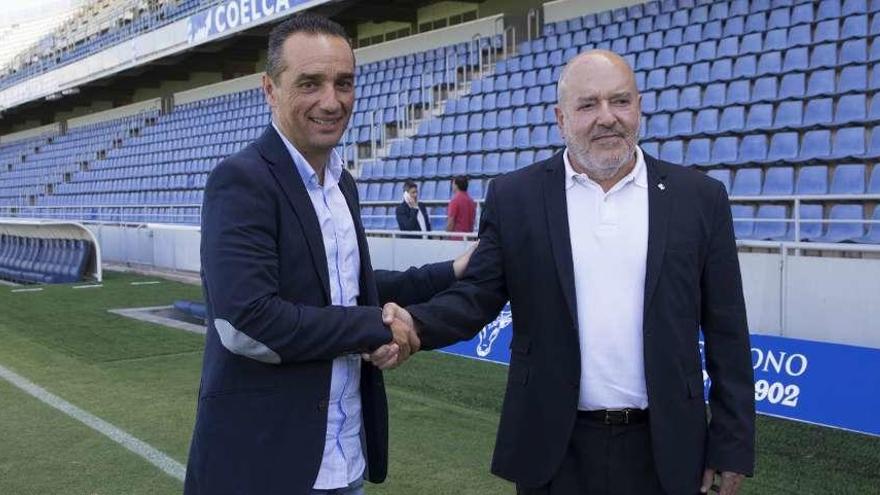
[396,201,431,231]
[184,126,455,495]
[408,152,755,493]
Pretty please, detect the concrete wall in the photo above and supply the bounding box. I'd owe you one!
[173,72,263,105]
[0,122,61,143]
[543,0,645,23]
[66,98,162,129]
[354,14,505,65]
[88,223,880,350]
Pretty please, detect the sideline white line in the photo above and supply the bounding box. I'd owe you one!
[72,284,103,289]
[11,288,44,293]
[0,363,186,481]
[130,281,161,286]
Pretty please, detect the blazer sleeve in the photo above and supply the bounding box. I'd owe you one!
[406,181,509,349]
[201,159,391,365]
[700,184,756,476]
[374,261,455,306]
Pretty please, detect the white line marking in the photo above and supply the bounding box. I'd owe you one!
[0,363,186,481]
[72,284,103,289]
[130,281,161,286]
[11,288,43,293]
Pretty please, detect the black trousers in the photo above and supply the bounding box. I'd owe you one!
[516,416,666,495]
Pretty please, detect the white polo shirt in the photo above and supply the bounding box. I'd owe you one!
[564,146,650,411]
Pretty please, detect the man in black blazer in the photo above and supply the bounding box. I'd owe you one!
[395,180,432,233]
[385,51,755,494]
[184,14,472,495]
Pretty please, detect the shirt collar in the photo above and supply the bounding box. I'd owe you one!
[272,121,343,190]
[563,145,648,192]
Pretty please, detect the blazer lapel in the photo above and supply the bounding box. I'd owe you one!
[542,152,578,325]
[643,154,671,317]
[256,125,331,302]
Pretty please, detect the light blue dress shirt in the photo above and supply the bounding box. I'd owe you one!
[273,123,366,489]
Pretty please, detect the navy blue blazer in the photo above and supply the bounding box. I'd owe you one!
[408,152,755,493]
[184,126,455,495]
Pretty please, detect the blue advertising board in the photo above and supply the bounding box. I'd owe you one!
[441,304,880,437]
[187,0,321,44]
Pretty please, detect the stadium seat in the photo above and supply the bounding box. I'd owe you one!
[854,206,880,244]
[813,204,865,242]
[707,169,732,193]
[732,168,763,196]
[830,164,867,194]
[797,166,830,194]
[730,205,756,238]
[753,205,791,240]
[762,167,794,196]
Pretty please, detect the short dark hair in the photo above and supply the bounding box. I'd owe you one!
[266,13,351,82]
[454,176,469,192]
[404,180,418,191]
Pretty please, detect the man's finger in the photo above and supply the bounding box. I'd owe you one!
[700,469,716,493]
[382,303,399,325]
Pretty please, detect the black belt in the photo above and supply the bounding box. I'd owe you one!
[578,408,649,425]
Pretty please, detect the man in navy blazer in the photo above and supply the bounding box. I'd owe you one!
[184,14,471,495]
[385,51,755,494]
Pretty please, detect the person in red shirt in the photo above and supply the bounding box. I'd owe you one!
[447,176,476,236]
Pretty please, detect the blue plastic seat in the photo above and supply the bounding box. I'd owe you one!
[731,205,756,238]
[686,138,712,166]
[499,151,516,173]
[719,106,746,132]
[660,140,684,164]
[746,104,774,130]
[830,164,866,193]
[767,132,799,162]
[815,19,840,43]
[732,168,763,196]
[841,39,868,65]
[671,111,693,136]
[764,28,787,51]
[814,204,865,242]
[833,127,867,158]
[762,167,794,195]
[842,14,869,38]
[739,135,768,163]
[757,52,782,76]
[733,55,757,78]
[800,130,832,160]
[773,101,803,130]
[840,65,868,93]
[694,109,720,135]
[779,73,806,100]
[657,89,679,112]
[753,205,791,240]
[712,137,739,165]
[726,81,750,105]
[703,83,726,108]
[870,165,880,193]
[783,47,809,71]
[710,59,733,81]
[790,204,825,241]
[717,37,739,58]
[834,93,868,124]
[810,43,838,69]
[646,114,670,139]
[806,69,836,97]
[796,166,829,194]
[680,87,702,109]
[803,98,834,127]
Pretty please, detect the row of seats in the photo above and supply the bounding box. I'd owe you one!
[732,203,880,243]
[385,128,564,159]
[0,235,91,284]
[544,0,871,36]
[19,207,201,225]
[707,164,880,195]
[357,179,488,202]
[644,126,880,166]
[536,14,876,54]
[361,206,450,231]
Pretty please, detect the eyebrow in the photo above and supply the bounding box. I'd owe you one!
[294,72,354,83]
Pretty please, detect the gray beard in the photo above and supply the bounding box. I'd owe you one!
[566,134,637,182]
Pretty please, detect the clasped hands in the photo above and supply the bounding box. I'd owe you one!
[362,303,418,370]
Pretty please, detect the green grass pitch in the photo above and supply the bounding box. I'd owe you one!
[0,272,877,494]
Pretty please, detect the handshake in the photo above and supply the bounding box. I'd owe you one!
[362,302,419,370]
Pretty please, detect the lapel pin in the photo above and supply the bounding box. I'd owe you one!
[658,183,666,191]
